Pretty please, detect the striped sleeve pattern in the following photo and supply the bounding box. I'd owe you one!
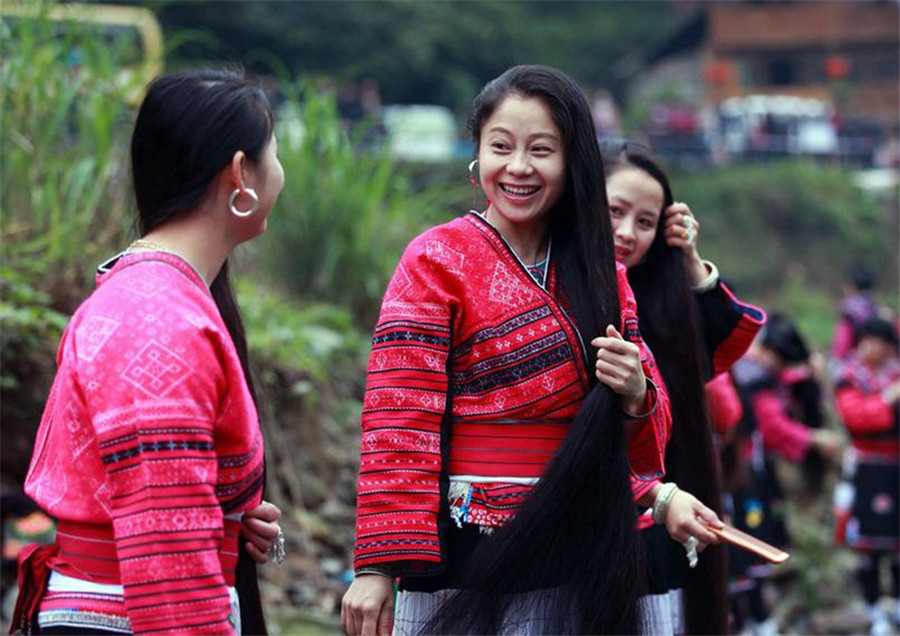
[81,324,234,635]
[696,279,766,378]
[616,262,672,491]
[354,238,455,574]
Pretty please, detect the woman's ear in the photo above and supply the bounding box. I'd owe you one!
[230,150,248,189]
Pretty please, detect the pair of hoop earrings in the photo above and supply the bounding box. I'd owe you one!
[229,187,259,217]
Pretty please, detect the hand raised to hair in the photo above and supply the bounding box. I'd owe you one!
[664,202,707,285]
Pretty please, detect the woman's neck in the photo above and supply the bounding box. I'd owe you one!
[483,208,549,265]
[136,216,231,286]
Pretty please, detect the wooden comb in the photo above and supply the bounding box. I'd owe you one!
[706,523,790,564]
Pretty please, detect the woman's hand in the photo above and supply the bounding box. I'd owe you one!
[882,379,900,405]
[663,489,722,551]
[241,500,282,564]
[341,574,395,636]
[811,428,842,462]
[591,324,646,414]
[664,202,707,285]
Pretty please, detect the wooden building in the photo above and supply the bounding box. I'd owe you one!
[628,0,899,128]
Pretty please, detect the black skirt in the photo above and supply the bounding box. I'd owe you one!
[848,460,900,550]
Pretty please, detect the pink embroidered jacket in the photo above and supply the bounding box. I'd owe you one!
[24,252,264,635]
[353,213,671,574]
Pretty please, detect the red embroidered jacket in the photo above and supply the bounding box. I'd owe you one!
[24,252,264,635]
[835,355,900,457]
[633,278,765,529]
[706,372,744,437]
[731,357,820,463]
[353,213,671,574]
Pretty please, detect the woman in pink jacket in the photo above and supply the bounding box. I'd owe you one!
[15,69,285,635]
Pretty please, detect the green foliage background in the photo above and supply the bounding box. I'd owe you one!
[672,161,898,347]
[3,0,898,476]
[255,85,467,326]
[124,0,674,116]
[1,3,898,629]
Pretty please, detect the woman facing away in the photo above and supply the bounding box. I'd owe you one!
[600,141,767,634]
[341,64,672,635]
[13,69,285,635]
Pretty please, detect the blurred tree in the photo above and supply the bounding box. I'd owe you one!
[105,0,672,115]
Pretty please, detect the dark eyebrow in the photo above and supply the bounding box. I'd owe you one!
[487,126,559,144]
[529,132,560,144]
[609,195,660,219]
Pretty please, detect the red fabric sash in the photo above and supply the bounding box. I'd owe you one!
[52,519,240,587]
[448,419,570,478]
[10,543,58,635]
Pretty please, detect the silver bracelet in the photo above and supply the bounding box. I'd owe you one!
[651,482,679,525]
[354,568,395,581]
[623,377,658,420]
[692,260,719,293]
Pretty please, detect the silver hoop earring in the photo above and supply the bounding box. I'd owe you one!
[467,159,479,187]
[229,187,259,217]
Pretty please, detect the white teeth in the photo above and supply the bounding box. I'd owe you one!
[501,184,540,196]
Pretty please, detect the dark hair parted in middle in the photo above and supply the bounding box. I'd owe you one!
[426,65,646,635]
[601,143,729,635]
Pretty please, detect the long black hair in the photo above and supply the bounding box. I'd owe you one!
[426,65,646,635]
[130,68,273,634]
[603,143,728,634]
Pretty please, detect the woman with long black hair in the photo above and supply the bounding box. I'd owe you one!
[14,69,285,635]
[600,141,767,634]
[341,65,672,635]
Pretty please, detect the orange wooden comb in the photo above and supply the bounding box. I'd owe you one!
[706,523,790,564]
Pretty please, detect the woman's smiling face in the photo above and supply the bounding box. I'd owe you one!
[478,94,566,238]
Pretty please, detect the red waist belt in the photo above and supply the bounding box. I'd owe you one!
[52,518,240,586]
[447,419,570,479]
[852,440,900,459]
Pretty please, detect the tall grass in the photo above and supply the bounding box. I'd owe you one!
[0,5,146,482]
[258,83,466,327]
[0,5,143,298]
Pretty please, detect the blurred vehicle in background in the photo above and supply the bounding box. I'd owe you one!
[381,105,459,162]
[717,94,884,167]
[276,101,307,150]
[719,95,837,157]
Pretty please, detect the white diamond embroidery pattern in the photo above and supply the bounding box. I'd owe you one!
[77,316,121,362]
[489,263,533,307]
[123,341,191,397]
[426,240,465,275]
[384,264,413,303]
[118,275,165,299]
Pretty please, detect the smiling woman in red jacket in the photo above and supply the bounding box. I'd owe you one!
[341,65,672,636]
